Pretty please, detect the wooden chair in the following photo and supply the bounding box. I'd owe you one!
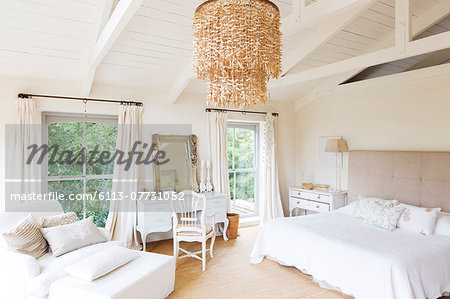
[172,190,216,271]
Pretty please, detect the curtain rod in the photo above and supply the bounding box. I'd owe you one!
[17,93,143,106]
[205,107,279,117]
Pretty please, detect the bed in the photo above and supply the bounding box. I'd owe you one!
[250,151,450,299]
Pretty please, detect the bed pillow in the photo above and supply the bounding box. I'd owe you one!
[41,217,106,257]
[362,201,405,231]
[65,245,138,281]
[2,214,48,259]
[397,204,441,236]
[336,201,357,215]
[40,212,78,228]
[353,195,398,219]
[434,212,450,236]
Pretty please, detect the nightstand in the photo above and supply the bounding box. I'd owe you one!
[289,187,347,216]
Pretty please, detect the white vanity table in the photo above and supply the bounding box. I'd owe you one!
[137,192,228,252]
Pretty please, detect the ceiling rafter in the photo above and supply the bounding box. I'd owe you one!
[167,0,376,104]
[282,0,377,76]
[289,0,450,111]
[272,29,450,88]
[82,0,145,96]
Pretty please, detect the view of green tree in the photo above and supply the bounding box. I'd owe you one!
[227,126,256,215]
[47,121,117,227]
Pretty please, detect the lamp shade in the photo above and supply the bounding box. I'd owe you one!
[324,139,349,153]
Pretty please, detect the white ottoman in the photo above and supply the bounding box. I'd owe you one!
[49,251,175,299]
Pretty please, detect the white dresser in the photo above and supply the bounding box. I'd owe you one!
[137,192,229,251]
[289,187,347,216]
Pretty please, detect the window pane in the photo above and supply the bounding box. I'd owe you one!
[233,172,255,215]
[85,122,118,175]
[234,128,255,169]
[229,172,235,201]
[47,122,84,177]
[48,180,83,220]
[227,128,234,170]
[86,179,112,228]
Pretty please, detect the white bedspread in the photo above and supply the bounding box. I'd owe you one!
[250,212,450,299]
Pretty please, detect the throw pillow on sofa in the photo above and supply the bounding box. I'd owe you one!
[2,214,48,259]
[41,217,106,257]
[40,212,79,228]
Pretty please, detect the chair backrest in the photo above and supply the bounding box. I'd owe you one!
[172,190,206,230]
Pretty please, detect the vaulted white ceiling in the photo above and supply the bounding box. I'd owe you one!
[0,0,449,109]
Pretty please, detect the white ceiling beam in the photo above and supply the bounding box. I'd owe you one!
[271,30,450,89]
[292,0,450,111]
[281,0,375,37]
[167,59,195,104]
[395,0,411,53]
[82,0,144,96]
[168,0,374,104]
[282,0,376,75]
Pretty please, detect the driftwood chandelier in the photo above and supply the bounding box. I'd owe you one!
[193,0,282,108]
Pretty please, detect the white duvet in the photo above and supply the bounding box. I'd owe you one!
[250,212,450,299]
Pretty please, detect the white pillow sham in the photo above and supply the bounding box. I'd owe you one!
[41,217,106,257]
[353,195,398,219]
[434,212,450,236]
[65,245,138,281]
[397,204,441,236]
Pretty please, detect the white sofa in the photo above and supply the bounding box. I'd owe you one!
[0,210,175,299]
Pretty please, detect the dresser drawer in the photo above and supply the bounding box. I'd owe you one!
[207,198,227,209]
[294,199,330,213]
[290,189,331,203]
[144,212,172,226]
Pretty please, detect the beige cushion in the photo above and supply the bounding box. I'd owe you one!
[2,214,48,259]
[40,212,78,228]
[65,245,138,281]
[176,224,213,236]
[397,204,441,236]
[41,217,106,257]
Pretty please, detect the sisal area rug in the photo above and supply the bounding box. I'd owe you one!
[147,226,352,299]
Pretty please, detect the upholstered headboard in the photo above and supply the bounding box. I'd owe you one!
[348,151,450,212]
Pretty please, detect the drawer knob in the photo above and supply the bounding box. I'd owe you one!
[296,201,300,204]
[317,195,321,199]
[316,205,320,208]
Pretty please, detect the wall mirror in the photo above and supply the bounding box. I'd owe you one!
[152,134,199,193]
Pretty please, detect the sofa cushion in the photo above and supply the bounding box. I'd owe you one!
[41,217,106,257]
[49,251,176,299]
[2,214,48,259]
[28,241,123,298]
[65,245,138,281]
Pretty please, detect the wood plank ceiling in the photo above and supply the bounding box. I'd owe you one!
[0,0,448,101]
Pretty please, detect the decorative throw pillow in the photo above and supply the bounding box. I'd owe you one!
[397,204,441,236]
[65,245,138,281]
[362,201,405,231]
[2,214,48,259]
[434,212,450,236]
[41,217,106,257]
[353,195,398,219]
[40,212,78,228]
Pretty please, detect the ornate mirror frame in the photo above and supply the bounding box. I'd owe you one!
[152,134,199,193]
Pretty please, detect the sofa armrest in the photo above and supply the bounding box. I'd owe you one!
[0,248,41,299]
[98,227,112,241]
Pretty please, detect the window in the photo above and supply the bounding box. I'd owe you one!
[227,122,259,217]
[44,114,118,227]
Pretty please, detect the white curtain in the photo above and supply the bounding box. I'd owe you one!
[106,104,143,249]
[207,111,230,211]
[260,113,284,223]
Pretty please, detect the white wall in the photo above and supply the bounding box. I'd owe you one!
[296,72,450,190]
[0,75,296,215]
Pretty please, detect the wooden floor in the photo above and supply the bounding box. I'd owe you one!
[146,226,351,299]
